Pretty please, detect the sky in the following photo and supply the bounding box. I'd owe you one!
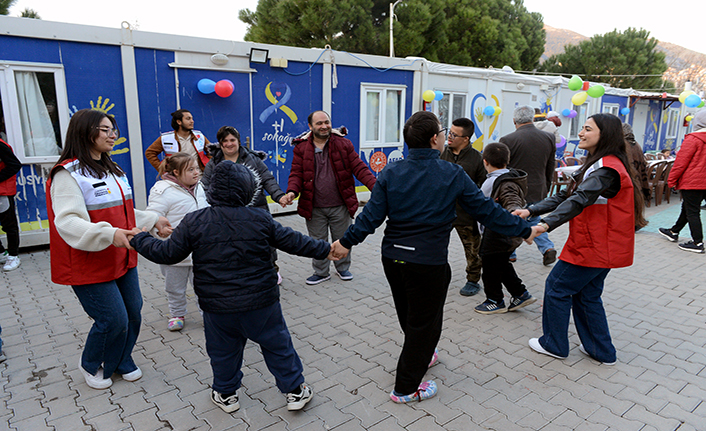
[7,0,705,55]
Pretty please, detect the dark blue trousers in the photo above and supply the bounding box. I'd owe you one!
[203,302,304,394]
[539,260,616,363]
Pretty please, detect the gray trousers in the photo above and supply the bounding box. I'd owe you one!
[160,265,194,318]
[305,205,352,276]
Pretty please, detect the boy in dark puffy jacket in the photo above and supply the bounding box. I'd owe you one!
[130,161,334,413]
[474,143,537,315]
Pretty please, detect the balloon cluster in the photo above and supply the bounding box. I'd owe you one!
[567,75,605,106]
[679,90,705,108]
[561,108,578,119]
[198,79,235,98]
[422,90,444,102]
[484,106,502,117]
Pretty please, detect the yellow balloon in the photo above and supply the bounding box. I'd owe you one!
[571,92,588,106]
[493,107,502,116]
[686,115,693,122]
[423,90,435,103]
[679,91,695,104]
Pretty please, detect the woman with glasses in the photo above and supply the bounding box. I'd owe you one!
[201,126,290,283]
[47,109,171,389]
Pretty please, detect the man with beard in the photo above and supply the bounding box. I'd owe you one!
[145,109,210,171]
[283,111,376,285]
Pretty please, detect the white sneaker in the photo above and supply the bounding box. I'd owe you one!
[78,359,112,389]
[122,367,143,381]
[528,338,567,359]
[2,255,20,272]
[0,251,8,263]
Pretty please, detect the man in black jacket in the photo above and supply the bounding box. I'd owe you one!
[500,105,558,266]
[440,118,486,296]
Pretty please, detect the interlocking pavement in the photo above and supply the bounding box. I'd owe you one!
[1,198,705,430]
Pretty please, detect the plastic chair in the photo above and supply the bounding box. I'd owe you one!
[655,161,674,206]
[565,156,582,166]
[550,169,571,196]
[646,161,667,206]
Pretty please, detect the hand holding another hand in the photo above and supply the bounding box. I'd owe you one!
[512,208,531,219]
[331,240,350,259]
[155,216,173,238]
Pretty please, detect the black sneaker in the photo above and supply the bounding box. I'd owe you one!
[474,299,507,314]
[678,240,705,253]
[211,390,240,413]
[658,228,679,242]
[507,292,537,312]
[286,383,313,411]
[543,248,557,266]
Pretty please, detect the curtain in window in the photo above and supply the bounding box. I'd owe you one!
[15,72,60,157]
[366,92,380,142]
[385,90,402,143]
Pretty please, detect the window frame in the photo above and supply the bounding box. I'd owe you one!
[602,103,619,116]
[0,61,70,164]
[569,103,589,139]
[359,83,406,149]
[665,108,679,139]
[434,92,468,130]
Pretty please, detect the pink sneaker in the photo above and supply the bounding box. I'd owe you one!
[390,380,438,403]
[168,317,184,331]
[428,348,439,368]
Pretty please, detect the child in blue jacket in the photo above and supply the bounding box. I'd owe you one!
[131,161,334,413]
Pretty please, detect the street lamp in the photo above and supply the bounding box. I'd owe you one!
[389,0,404,57]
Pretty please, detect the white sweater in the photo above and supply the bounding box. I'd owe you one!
[51,168,159,252]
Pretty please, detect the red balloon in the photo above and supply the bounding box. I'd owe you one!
[662,92,667,98]
[215,80,234,98]
[582,81,590,91]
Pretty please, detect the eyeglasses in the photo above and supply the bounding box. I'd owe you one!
[439,127,448,136]
[96,127,119,138]
[448,131,468,140]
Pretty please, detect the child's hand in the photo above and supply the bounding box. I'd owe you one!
[327,244,340,261]
[331,240,349,259]
[155,216,173,238]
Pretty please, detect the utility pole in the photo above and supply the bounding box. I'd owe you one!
[389,0,403,57]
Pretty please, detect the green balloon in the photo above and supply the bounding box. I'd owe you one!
[568,75,583,91]
[587,85,605,98]
[699,100,705,108]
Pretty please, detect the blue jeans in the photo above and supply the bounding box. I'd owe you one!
[538,260,616,363]
[72,267,142,378]
[203,302,304,394]
[510,214,554,259]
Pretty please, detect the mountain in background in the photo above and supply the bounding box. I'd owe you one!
[542,25,705,93]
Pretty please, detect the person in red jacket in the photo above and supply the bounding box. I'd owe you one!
[284,111,376,285]
[658,109,706,253]
[0,138,21,272]
[515,113,646,364]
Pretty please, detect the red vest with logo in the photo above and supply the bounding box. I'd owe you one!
[0,139,18,196]
[161,130,210,167]
[46,159,137,285]
[560,155,634,268]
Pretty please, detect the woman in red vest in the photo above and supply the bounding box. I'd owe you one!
[515,113,646,365]
[46,109,170,389]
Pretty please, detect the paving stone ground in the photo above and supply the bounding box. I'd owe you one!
[1,197,705,430]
